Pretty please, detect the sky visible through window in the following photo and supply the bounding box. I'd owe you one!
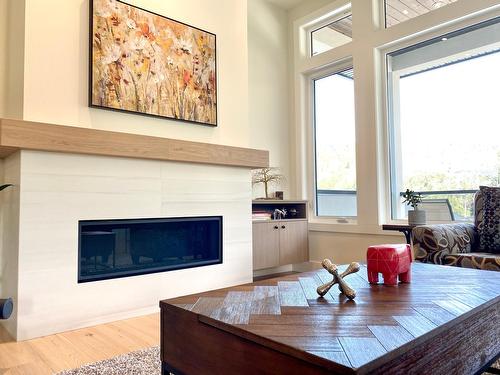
[398,51,500,191]
[393,49,500,220]
[314,51,500,220]
[314,72,356,191]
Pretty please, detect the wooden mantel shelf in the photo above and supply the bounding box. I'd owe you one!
[0,119,269,169]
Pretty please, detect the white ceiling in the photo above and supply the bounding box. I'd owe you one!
[265,0,308,10]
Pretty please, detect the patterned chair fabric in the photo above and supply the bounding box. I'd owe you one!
[441,253,500,271]
[412,224,477,262]
[412,189,500,272]
[476,186,500,252]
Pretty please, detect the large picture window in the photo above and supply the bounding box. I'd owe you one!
[314,68,356,217]
[387,18,500,221]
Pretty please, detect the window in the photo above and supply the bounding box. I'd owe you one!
[311,13,352,56]
[387,18,500,221]
[314,68,356,217]
[385,0,458,28]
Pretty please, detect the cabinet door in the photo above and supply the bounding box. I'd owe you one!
[252,222,280,270]
[279,221,308,266]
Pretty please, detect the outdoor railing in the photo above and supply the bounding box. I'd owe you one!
[398,189,477,196]
[316,189,478,219]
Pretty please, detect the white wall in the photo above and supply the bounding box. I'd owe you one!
[288,0,333,22]
[0,0,25,119]
[21,0,249,147]
[14,150,252,340]
[248,0,290,199]
[0,0,7,117]
[309,231,406,264]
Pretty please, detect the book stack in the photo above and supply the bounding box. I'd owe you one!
[252,210,272,221]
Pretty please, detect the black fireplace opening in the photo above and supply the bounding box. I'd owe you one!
[78,216,222,283]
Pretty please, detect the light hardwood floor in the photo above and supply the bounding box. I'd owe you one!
[0,313,160,374]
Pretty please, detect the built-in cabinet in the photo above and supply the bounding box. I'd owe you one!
[252,200,308,271]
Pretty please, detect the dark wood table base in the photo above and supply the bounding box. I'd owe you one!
[479,353,500,375]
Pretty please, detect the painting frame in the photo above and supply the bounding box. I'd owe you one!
[89,0,218,127]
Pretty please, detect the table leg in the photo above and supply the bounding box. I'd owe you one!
[401,230,411,244]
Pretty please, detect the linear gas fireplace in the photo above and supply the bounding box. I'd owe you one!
[78,216,222,282]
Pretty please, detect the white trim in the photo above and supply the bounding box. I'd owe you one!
[291,0,500,235]
[305,60,355,221]
[372,0,500,50]
[308,222,401,236]
[294,0,352,64]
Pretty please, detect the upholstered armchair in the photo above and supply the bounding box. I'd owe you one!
[412,187,500,271]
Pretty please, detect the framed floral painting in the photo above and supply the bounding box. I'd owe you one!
[90,0,217,126]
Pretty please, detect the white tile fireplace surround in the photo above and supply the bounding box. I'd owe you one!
[1,149,254,341]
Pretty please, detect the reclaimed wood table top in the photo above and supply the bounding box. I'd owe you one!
[160,263,500,374]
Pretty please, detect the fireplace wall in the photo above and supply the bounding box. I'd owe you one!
[3,150,252,340]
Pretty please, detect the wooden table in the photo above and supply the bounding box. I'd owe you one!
[382,224,416,244]
[160,263,500,374]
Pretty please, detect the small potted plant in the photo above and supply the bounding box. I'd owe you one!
[402,189,426,226]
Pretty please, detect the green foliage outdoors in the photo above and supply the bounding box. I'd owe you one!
[316,145,356,190]
[406,165,499,220]
[317,147,500,221]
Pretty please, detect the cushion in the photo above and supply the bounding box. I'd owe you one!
[412,223,476,263]
[442,252,500,271]
[476,186,500,253]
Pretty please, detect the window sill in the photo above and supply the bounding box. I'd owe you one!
[308,220,402,236]
[385,219,473,225]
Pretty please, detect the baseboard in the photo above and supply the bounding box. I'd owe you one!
[15,305,160,341]
[292,261,322,272]
[253,264,293,278]
[253,262,323,278]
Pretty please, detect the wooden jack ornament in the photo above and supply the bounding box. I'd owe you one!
[316,259,360,300]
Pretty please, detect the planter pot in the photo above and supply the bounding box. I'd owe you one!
[408,210,426,226]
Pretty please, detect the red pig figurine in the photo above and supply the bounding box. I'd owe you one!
[367,244,412,286]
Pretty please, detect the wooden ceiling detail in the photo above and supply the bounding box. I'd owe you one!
[328,15,353,39]
[386,0,457,27]
[324,0,456,38]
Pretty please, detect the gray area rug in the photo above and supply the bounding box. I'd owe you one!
[57,346,160,375]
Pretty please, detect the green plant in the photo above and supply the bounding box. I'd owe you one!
[402,189,422,209]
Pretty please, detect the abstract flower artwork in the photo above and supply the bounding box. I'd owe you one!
[90,0,217,126]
